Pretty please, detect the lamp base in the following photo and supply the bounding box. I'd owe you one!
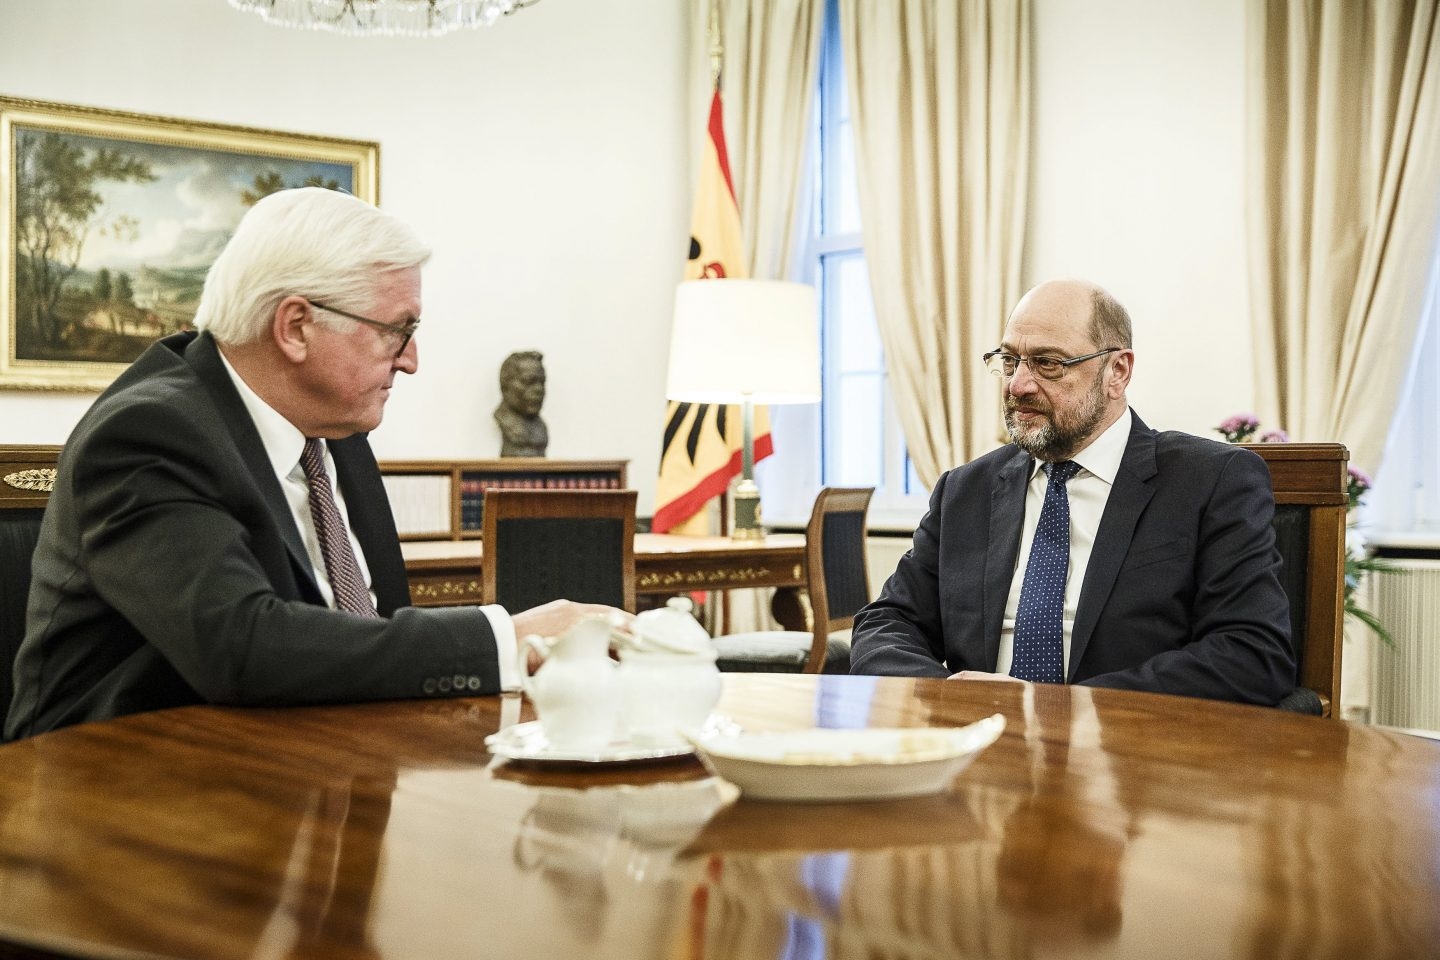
[731,479,764,540]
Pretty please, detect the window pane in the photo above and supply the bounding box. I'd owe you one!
[905,452,924,496]
[825,253,880,373]
[829,372,884,487]
[831,71,861,235]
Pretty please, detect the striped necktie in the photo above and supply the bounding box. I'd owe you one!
[299,438,379,618]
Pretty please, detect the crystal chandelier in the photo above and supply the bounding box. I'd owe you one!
[228,0,541,37]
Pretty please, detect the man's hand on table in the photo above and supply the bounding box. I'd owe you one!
[949,670,1027,683]
[512,599,636,674]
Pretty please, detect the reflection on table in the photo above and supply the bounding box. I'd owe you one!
[1,675,1437,959]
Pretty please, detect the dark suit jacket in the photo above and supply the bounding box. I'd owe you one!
[6,331,500,740]
[850,413,1296,706]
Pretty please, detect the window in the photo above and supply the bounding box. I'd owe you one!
[1370,268,1440,540]
[758,0,930,530]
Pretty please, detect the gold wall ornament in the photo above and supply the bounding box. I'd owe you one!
[3,468,57,492]
[410,579,483,602]
[637,566,781,590]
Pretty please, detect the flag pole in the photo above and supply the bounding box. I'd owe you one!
[707,0,722,88]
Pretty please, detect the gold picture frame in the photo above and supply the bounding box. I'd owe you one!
[1,96,379,391]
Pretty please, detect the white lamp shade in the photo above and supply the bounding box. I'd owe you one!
[664,279,821,404]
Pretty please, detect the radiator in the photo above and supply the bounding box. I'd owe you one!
[1369,560,1440,732]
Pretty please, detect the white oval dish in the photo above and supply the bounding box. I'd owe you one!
[688,714,1006,802]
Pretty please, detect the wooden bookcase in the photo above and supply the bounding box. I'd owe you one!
[378,459,628,540]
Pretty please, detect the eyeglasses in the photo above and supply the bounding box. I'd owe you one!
[982,347,1121,381]
[307,299,419,358]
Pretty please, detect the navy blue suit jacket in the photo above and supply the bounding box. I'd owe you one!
[850,413,1296,705]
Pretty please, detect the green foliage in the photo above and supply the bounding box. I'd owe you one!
[113,271,134,307]
[1346,550,1401,647]
[241,172,342,207]
[14,131,156,349]
[1216,413,1403,647]
[93,266,112,303]
[241,171,287,206]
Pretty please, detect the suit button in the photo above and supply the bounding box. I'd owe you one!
[438,677,453,693]
[467,676,482,691]
[422,678,437,695]
[453,674,467,689]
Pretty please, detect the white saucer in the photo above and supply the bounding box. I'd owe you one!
[487,715,738,766]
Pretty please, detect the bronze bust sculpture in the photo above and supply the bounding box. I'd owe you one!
[494,350,548,457]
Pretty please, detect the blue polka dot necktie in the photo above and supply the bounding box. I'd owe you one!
[1010,460,1081,683]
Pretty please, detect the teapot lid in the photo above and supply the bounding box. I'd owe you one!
[631,596,712,654]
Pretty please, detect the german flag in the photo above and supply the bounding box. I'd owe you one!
[653,88,772,534]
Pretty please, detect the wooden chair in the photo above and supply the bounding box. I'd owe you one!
[712,487,875,674]
[0,445,61,720]
[480,489,638,613]
[1242,442,1349,717]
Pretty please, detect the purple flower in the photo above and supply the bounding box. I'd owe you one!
[1215,413,1261,443]
[1258,429,1290,443]
[1346,466,1373,511]
[1217,413,1259,435]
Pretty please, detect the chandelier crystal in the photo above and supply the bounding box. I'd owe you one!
[227,0,540,37]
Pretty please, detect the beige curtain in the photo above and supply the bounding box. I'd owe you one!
[837,0,1031,487]
[688,0,825,280]
[1248,0,1440,472]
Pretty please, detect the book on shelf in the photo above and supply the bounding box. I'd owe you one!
[378,459,628,539]
[381,474,453,538]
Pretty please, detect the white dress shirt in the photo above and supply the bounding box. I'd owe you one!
[995,407,1132,678]
[217,351,520,691]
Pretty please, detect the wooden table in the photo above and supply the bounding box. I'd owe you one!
[1,676,1437,959]
[402,532,808,617]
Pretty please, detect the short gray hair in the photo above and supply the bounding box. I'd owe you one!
[1089,288,1133,349]
[194,187,431,345]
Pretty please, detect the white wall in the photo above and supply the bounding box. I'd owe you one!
[0,0,690,510]
[1028,0,1254,437]
[1,0,1258,508]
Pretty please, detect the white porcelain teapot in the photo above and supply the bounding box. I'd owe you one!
[520,615,620,753]
[617,597,721,746]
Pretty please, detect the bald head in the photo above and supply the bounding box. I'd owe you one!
[1009,280,1133,350]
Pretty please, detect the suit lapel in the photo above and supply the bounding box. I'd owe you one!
[1068,415,1158,680]
[183,332,321,598]
[983,447,1033,672]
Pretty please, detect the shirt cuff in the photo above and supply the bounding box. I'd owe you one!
[480,604,521,692]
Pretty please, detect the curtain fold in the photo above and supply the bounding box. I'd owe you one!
[837,0,1031,487]
[688,0,824,281]
[1247,0,1440,472]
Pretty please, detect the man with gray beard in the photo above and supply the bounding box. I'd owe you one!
[849,280,1295,706]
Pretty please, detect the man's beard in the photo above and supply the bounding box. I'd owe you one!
[1004,368,1109,461]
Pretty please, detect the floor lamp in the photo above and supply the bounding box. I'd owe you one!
[665,279,821,540]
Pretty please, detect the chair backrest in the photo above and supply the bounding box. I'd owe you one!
[0,445,61,721]
[801,487,875,673]
[1241,442,1348,716]
[481,489,638,613]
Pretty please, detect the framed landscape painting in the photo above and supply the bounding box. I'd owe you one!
[0,96,378,391]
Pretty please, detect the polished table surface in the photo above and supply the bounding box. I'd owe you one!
[400,532,808,607]
[1,675,1437,959]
